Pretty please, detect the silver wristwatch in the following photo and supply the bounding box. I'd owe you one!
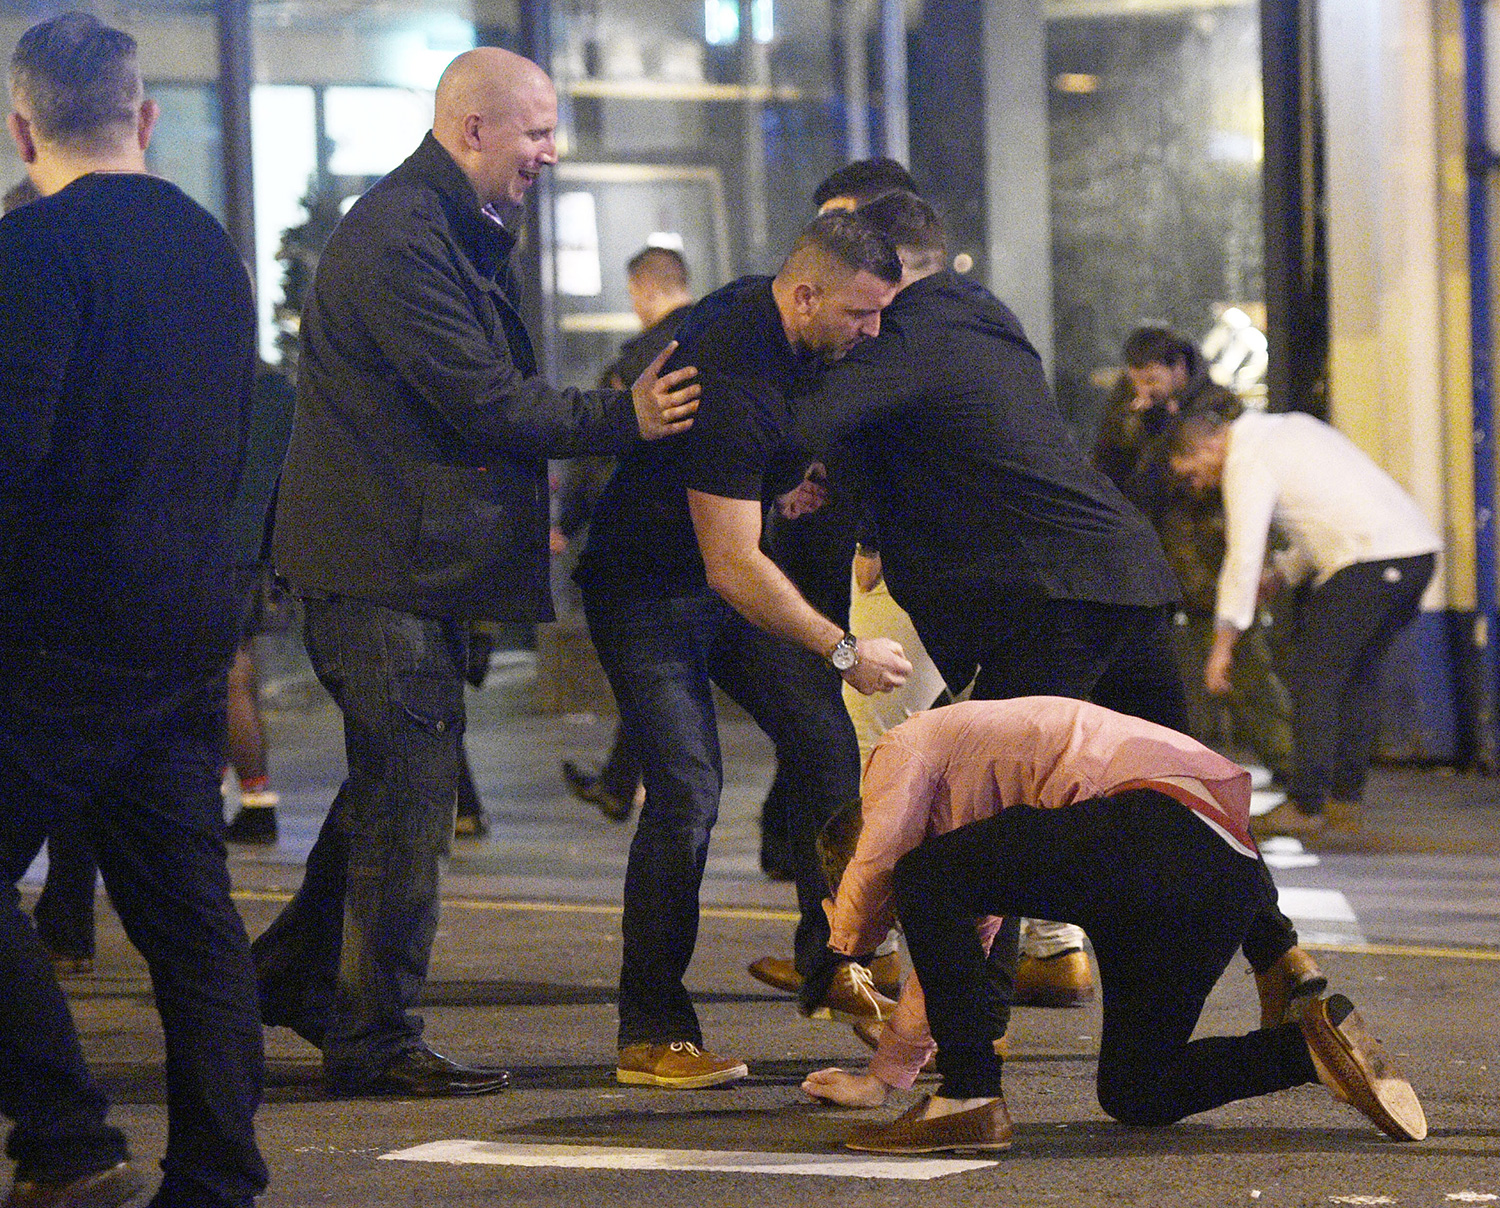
[827,632,860,672]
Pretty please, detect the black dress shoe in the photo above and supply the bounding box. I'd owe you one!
[336,1047,510,1098]
[4,1160,145,1208]
[561,760,635,822]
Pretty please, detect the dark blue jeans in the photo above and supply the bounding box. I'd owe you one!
[585,590,860,1048]
[894,791,1317,1118]
[0,651,266,1207]
[252,597,463,1092]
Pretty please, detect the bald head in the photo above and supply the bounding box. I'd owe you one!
[433,47,558,208]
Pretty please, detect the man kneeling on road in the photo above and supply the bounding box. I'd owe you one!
[800,697,1425,1154]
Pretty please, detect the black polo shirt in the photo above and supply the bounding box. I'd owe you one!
[796,270,1180,618]
[576,276,821,603]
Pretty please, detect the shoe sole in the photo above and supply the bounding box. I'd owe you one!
[1012,984,1095,1008]
[334,1077,510,1098]
[616,1062,749,1089]
[845,1136,1012,1154]
[802,1004,893,1024]
[1299,1000,1427,1141]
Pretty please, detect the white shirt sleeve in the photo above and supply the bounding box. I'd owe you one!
[1215,433,1280,632]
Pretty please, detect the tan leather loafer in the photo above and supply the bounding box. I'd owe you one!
[846,1094,1013,1154]
[1298,994,1427,1141]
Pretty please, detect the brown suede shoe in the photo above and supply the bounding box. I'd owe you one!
[749,954,903,999]
[616,1041,748,1089]
[846,1094,1013,1154]
[1250,799,1326,839]
[801,961,897,1023]
[747,956,801,995]
[1254,946,1328,1029]
[5,1161,145,1208]
[1298,994,1427,1141]
[1014,949,1095,1007]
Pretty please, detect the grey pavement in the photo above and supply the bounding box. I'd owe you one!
[12,633,1500,1207]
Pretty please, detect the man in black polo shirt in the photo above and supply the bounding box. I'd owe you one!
[577,211,911,1088]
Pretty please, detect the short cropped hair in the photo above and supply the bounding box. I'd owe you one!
[816,800,864,894]
[857,190,946,273]
[626,245,688,289]
[10,13,141,145]
[813,157,918,209]
[784,209,903,286]
[1123,326,1198,373]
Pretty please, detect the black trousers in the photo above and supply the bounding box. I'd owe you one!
[893,790,1317,1121]
[1285,554,1435,810]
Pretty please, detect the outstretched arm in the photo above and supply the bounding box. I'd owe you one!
[687,488,912,696]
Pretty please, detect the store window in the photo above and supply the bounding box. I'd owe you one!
[1045,0,1265,428]
[546,0,855,389]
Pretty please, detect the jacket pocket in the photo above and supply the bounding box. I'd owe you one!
[410,463,532,604]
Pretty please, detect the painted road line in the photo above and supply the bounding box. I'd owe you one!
[380,1140,997,1180]
[227,889,1500,962]
[1259,835,1319,870]
[1276,886,1365,946]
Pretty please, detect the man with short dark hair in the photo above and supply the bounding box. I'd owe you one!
[577,210,911,1088]
[254,46,699,1101]
[0,13,268,1206]
[812,156,918,212]
[800,194,1185,740]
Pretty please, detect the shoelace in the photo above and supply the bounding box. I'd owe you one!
[848,961,880,1004]
[667,1041,703,1056]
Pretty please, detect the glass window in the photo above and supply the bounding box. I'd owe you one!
[547,0,853,389]
[1045,1,1265,428]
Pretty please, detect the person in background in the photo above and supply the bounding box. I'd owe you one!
[0,14,271,1204]
[1094,327,1295,790]
[1168,408,1440,844]
[560,246,694,823]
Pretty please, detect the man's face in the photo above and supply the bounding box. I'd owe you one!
[474,78,558,206]
[796,269,899,363]
[1170,441,1224,495]
[1125,359,1188,415]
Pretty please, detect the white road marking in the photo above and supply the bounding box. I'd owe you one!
[1277,886,1366,946]
[1278,887,1357,922]
[1260,836,1320,870]
[1250,787,1286,816]
[380,1140,998,1180]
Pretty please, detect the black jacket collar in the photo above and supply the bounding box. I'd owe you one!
[401,132,518,279]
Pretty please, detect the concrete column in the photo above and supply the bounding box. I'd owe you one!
[1319,0,1452,606]
[216,0,255,276]
[982,0,1052,374]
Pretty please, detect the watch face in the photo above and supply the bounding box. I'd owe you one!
[830,639,857,671]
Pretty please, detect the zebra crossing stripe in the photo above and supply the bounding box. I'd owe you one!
[380,1139,997,1180]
